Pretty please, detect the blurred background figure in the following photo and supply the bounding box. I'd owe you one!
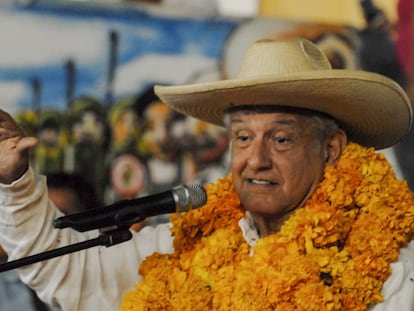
[106,96,148,204]
[137,91,197,195]
[66,95,108,200]
[34,110,66,175]
[46,172,102,215]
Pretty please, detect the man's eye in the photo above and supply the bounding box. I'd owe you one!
[271,135,295,151]
[237,135,249,142]
[274,137,287,143]
[232,133,250,147]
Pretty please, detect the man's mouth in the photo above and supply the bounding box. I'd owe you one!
[248,179,277,185]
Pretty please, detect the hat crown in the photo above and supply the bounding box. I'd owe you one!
[237,38,332,79]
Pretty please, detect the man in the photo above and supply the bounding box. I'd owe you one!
[46,172,101,215]
[0,38,413,310]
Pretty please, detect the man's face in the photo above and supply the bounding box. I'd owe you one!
[230,110,326,219]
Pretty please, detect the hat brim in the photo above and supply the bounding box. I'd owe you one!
[155,70,412,150]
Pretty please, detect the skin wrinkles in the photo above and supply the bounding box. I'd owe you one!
[228,110,346,237]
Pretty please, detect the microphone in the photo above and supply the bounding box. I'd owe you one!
[53,184,207,232]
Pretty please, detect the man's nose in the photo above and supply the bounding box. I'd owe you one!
[247,139,272,169]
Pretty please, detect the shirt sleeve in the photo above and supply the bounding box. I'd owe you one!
[369,240,414,311]
[0,167,174,311]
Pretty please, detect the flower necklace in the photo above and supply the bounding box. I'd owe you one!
[120,143,414,310]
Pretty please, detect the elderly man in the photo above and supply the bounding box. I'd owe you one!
[0,38,414,311]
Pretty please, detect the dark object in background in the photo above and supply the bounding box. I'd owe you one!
[358,0,407,88]
[358,0,414,191]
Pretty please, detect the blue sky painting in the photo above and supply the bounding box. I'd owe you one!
[0,1,237,115]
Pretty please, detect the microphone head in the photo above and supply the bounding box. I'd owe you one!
[173,184,207,212]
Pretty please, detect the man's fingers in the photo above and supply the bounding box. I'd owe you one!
[0,109,15,122]
[0,110,26,140]
[0,110,22,131]
[16,137,39,153]
[0,109,37,151]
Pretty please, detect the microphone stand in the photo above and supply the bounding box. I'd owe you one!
[0,228,132,273]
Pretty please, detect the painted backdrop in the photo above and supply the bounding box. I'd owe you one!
[0,1,404,211]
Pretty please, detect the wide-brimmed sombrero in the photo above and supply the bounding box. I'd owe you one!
[154,38,412,149]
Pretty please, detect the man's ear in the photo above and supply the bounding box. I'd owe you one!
[325,129,347,165]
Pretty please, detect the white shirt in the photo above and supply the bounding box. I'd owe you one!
[0,168,413,310]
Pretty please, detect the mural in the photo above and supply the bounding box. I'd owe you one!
[0,1,405,217]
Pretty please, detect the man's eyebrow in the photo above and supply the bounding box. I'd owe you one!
[272,119,296,126]
[229,117,244,124]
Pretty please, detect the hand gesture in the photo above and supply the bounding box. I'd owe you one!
[0,109,38,184]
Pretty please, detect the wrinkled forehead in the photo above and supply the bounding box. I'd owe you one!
[223,105,333,127]
[225,105,328,118]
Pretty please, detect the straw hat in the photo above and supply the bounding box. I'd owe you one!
[155,38,412,149]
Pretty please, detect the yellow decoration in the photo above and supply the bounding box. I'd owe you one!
[120,143,414,310]
[259,0,397,29]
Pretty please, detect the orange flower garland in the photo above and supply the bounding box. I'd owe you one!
[120,143,414,310]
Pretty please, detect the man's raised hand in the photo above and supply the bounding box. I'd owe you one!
[0,109,38,184]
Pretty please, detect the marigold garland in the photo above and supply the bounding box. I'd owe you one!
[120,143,414,311]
